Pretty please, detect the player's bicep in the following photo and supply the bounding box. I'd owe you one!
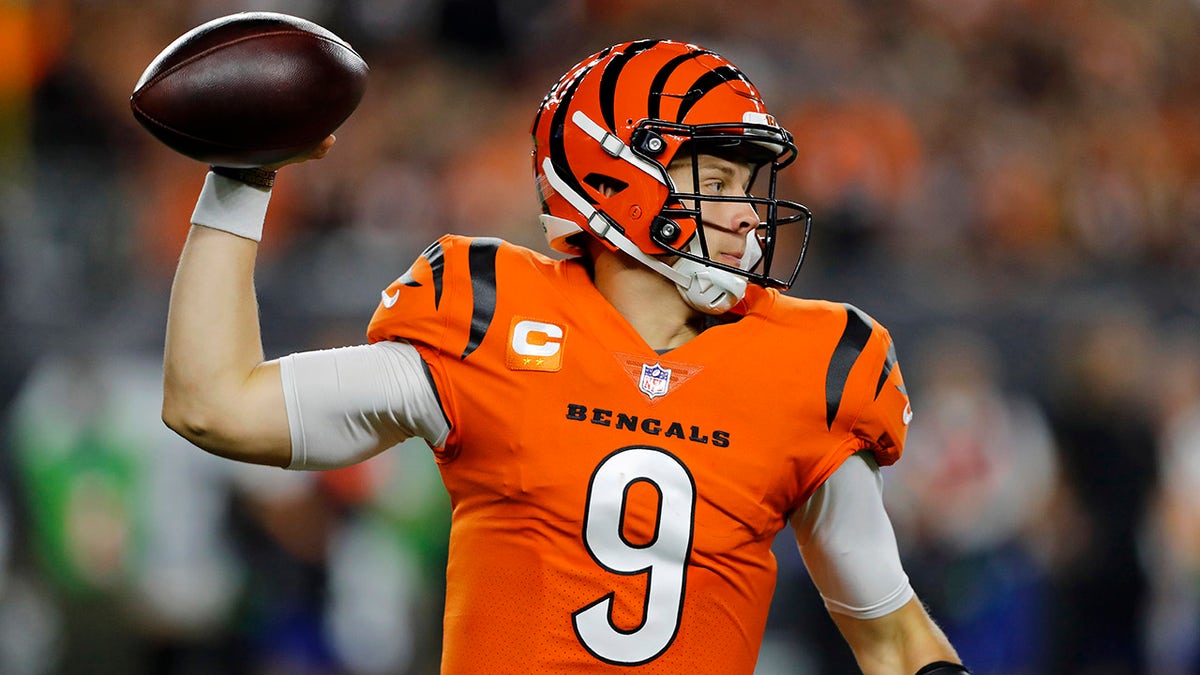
[791,451,913,619]
[280,340,449,470]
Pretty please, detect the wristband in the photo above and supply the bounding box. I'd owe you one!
[209,165,277,189]
[190,171,273,242]
[914,662,969,675]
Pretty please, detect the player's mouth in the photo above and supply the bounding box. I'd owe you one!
[716,251,744,266]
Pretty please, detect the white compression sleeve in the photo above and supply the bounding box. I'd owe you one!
[793,451,915,619]
[278,340,450,470]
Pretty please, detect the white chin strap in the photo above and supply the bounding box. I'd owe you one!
[671,232,761,314]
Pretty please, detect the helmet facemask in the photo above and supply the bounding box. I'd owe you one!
[640,121,812,300]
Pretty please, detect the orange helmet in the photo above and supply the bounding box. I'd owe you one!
[531,39,810,312]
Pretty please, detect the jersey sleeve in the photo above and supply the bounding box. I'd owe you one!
[826,304,912,467]
[364,235,505,454]
[368,235,459,352]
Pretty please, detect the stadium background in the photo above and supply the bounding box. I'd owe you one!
[1,0,1198,673]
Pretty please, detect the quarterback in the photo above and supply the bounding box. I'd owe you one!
[162,39,966,674]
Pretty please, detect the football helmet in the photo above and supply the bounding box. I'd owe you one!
[531,39,811,313]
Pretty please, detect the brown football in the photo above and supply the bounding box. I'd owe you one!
[130,12,368,168]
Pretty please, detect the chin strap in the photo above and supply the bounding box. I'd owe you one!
[670,230,763,314]
[669,238,740,314]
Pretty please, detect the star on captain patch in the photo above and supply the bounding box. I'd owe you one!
[638,363,672,400]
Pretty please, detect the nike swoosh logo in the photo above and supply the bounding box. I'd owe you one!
[381,289,399,308]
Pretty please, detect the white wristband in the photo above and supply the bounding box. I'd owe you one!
[190,171,273,242]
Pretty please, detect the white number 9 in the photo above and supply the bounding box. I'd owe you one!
[573,446,697,665]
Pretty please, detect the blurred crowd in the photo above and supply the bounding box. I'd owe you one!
[1,0,1198,673]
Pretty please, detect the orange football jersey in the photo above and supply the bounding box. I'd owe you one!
[367,235,911,674]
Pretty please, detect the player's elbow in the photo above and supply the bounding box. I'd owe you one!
[161,382,241,452]
[161,381,292,467]
[161,390,219,447]
[161,397,258,463]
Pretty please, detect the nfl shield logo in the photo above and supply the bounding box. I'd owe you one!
[639,363,672,399]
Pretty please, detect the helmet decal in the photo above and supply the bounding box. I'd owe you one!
[646,52,707,122]
[540,54,603,213]
[671,65,753,122]
[599,39,662,129]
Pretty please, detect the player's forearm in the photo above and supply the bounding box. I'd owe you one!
[164,223,264,396]
[834,597,962,675]
[162,225,288,464]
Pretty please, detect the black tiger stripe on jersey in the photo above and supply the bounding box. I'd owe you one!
[423,240,446,310]
[462,238,502,360]
[874,341,902,400]
[826,304,874,429]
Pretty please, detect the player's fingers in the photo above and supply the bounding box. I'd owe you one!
[311,134,336,159]
[263,135,335,170]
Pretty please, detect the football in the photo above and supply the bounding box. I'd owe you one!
[130,12,368,168]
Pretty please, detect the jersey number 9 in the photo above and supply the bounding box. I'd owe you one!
[573,446,697,665]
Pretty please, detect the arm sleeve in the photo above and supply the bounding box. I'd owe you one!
[278,340,450,470]
[792,451,915,619]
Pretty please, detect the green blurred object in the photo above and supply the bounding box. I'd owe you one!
[12,359,143,596]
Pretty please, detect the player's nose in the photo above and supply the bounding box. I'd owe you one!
[728,199,760,234]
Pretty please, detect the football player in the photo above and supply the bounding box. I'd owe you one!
[162,39,966,674]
